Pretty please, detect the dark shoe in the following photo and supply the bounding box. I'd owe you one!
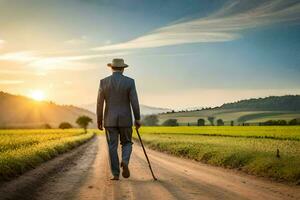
[121,162,130,178]
[110,176,119,181]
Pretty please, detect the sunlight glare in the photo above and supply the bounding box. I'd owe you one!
[30,90,46,101]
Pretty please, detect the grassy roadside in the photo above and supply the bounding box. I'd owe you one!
[133,126,300,184]
[0,129,94,181]
[139,126,300,140]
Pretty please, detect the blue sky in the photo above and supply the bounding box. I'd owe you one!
[0,0,299,108]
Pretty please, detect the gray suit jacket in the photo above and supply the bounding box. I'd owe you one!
[97,72,140,127]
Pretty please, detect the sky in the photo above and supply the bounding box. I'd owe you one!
[0,0,299,109]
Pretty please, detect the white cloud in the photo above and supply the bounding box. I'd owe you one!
[48,51,129,61]
[93,0,300,51]
[27,51,130,70]
[104,40,112,45]
[0,68,48,76]
[0,51,38,62]
[0,50,130,71]
[64,81,72,85]
[0,39,5,48]
[65,36,88,45]
[0,80,24,85]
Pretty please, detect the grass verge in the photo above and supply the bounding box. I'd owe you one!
[0,130,94,181]
[134,126,300,184]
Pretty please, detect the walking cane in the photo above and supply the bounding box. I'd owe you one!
[136,128,157,181]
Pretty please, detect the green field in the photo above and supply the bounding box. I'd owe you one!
[0,129,94,181]
[134,126,300,183]
[158,109,300,125]
[1,127,299,183]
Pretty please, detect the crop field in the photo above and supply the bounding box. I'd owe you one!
[0,129,94,181]
[134,126,300,183]
[158,109,300,125]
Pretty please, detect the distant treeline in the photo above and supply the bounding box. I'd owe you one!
[220,95,300,111]
[259,119,300,126]
[142,115,300,126]
[160,95,300,115]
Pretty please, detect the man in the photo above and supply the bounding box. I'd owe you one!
[97,58,141,180]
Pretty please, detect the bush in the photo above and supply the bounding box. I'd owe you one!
[277,120,287,126]
[289,119,300,125]
[59,122,73,129]
[42,123,52,129]
[142,115,159,126]
[207,116,215,126]
[262,120,287,126]
[217,119,224,126]
[162,119,179,126]
[197,119,205,126]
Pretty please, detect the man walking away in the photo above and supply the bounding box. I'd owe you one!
[97,58,141,180]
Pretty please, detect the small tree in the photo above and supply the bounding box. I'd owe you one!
[41,123,52,129]
[230,121,234,126]
[162,119,178,126]
[59,122,73,129]
[197,119,205,126]
[142,115,159,126]
[76,116,93,133]
[217,119,224,126]
[207,116,215,126]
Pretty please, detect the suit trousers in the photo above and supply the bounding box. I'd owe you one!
[106,127,133,176]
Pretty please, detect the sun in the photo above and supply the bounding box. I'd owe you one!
[30,90,46,101]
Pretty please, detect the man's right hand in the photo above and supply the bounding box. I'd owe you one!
[135,120,141,129]
[98,123,103,130]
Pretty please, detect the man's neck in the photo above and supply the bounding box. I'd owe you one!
[112,71,123,74]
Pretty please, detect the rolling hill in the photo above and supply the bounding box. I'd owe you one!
[2,91,299,128]
[0,91,96,128]
[81,103,171,115]
[158,95,300,125]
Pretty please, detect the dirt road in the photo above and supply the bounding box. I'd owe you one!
[1,136,299,200]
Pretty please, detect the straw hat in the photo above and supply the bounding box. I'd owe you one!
[107,58,128,68]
